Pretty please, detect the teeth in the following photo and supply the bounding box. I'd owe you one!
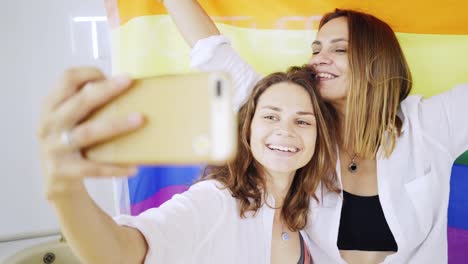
[267,144,299,153]
[316,72,336,79]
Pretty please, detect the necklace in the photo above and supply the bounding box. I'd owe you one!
[347,153,359,173]
[281,223,289,241]
[267,195,289,241]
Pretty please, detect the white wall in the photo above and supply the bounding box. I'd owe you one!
[0,0,115,245]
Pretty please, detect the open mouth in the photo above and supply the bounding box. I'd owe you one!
[315,72,338,80]
[266,144,300,153]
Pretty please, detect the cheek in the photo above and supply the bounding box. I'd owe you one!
[303,130,318,157]
[340,74,350,93]
[249,120,261,145]
[336,55,349,73]
[249,120,265,157]
[338,81,349,95]
[250,133,261,154]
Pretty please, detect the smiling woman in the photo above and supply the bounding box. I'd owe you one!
[310,17,351,111]
[201,66,338,236]
[39,65,338,263]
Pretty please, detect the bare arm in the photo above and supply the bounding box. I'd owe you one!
[162,0,263,110]
[163,0,220,47]
[39,68,147,263]
[49,182,147,264]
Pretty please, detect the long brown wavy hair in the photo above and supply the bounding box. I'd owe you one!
[319,9,412,158]
[201,65,338,231]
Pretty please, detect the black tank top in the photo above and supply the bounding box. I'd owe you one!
[337,191,398,251]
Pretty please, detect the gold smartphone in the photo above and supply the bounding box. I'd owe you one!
[85,72,237,165]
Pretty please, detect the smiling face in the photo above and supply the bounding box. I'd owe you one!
[250,82,317,177]
[309,17,350,109]
[307,10,413,158]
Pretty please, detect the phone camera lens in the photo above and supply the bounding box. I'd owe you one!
[216,80,222,97]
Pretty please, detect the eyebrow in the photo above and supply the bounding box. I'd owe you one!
[261,106,315,116]
[311,38,348,47]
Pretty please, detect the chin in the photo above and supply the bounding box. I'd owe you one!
[319,86,346,101]
[262,162,304,175]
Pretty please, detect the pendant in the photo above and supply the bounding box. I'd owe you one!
[348,161,358,173]
[281,231,289,241]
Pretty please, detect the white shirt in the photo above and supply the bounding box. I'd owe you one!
[189,35,468,263]
[115,180,309,264]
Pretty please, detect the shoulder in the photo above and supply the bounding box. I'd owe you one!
[184,179,232,204]
[400,84,468,123]
[190,179,228,192]
[399,94,423,117]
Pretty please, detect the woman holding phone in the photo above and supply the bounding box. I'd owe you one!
[39,65,337,263]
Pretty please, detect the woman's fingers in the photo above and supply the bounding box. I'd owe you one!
[52,74,133,131]
[55,159,138,179]
[39,67,143,200]
[43,151,137,181]
[43,68,105,116]
[75,161,138,178]
[44,157,137,200]
[39,68,105,138]
[62,112,145,151]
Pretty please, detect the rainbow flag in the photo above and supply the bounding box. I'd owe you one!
[103,1,468,262]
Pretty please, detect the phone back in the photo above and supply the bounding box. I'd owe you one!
[85,72,237,165]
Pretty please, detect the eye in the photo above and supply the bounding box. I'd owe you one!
[335,49,347,54]
[311,46,320,55]
[263,115,278,121]
[296,119,311,126]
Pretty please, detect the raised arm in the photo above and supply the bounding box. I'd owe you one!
[163,0,220,47]
[39,68,147,263]
[162,0,263,109]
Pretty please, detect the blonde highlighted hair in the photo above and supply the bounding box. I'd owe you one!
[320,9,412,158]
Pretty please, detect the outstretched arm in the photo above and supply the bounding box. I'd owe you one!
[421,84,468,158]
[51,183,147,263]
[41,68,229,263]
[39,68,147,263]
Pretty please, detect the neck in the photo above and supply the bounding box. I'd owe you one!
[332,98,347,117]
[334,107,347,147]
[329,98,346,136]
[265,170,296,206]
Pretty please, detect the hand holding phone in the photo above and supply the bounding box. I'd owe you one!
[84,72,237,165]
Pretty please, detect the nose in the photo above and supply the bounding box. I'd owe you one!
[309,51,332,66]
[275,121,294,137]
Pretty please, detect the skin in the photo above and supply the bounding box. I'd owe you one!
[39,69,148,263]
[251,82,317,178]
[309,17,350,114]
[251,82,317,264]
[309,17,393,264]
